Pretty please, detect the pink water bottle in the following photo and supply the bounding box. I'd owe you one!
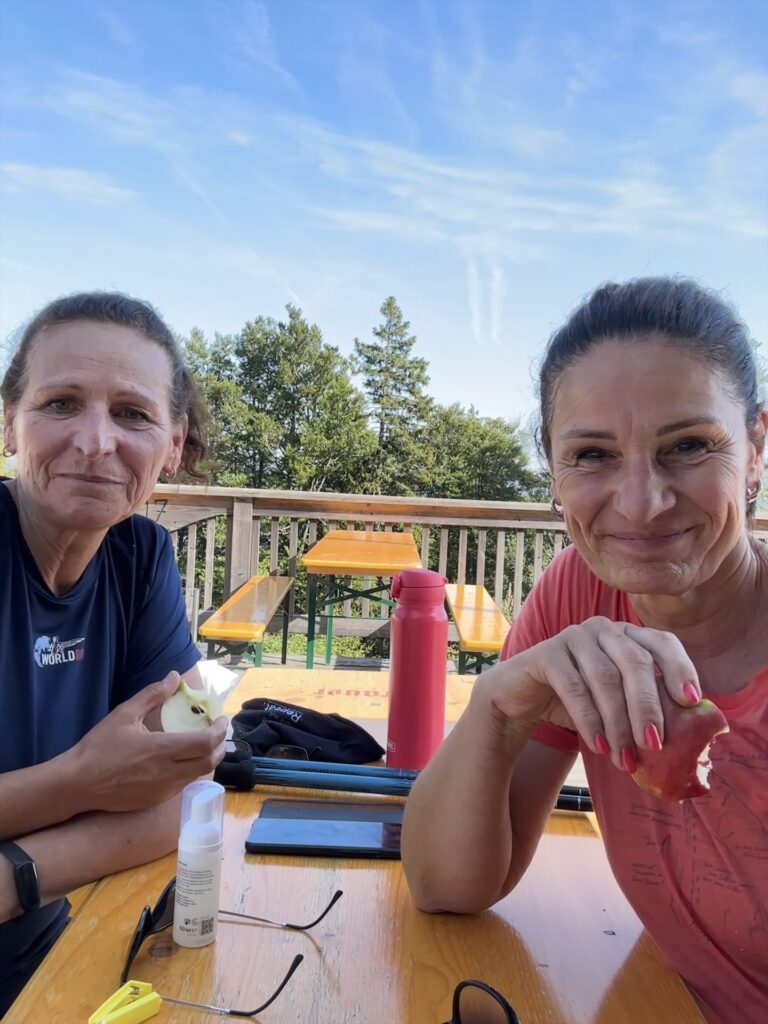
[386,568,449,770]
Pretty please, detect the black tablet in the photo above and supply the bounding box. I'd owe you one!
[245,799,404,859]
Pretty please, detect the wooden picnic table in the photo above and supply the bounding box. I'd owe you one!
[300,530,422,668]
[11,668,705,1023]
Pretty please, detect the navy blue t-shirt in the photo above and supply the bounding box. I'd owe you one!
[0,481,200,986]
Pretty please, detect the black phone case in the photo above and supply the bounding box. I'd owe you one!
[245,799,404,859]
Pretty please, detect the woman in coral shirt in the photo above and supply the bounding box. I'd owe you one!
[402,277,767,1024]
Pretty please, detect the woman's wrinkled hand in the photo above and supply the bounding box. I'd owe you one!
[66,672,229,812]
[484,617,700,772]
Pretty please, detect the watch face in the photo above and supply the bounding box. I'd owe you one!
[16,860,40,910]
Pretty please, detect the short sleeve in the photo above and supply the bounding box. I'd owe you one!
[118,530,200,700]
[500,548,580,754]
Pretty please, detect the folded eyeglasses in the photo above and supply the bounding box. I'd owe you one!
[119,876,343,1017]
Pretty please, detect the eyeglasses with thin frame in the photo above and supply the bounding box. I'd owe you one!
[265,744,310,760]
[120,877,343,1016]
[442,979,521,1024]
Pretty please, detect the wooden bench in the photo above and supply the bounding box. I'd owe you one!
[444,583,510,674]
[198,574,294,666]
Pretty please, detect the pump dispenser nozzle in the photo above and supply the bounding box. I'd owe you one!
[181,785,224,848]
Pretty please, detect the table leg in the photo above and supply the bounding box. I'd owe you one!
[325,580,334,665]
[306,574,317,669]
[281,592,290,665]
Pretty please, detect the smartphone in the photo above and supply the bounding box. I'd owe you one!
[245,799,404,859]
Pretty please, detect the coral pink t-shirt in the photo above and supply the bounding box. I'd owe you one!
[502,545,768,1024]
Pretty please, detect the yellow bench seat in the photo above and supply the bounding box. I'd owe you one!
[444,583,510,673]
[199,574,293,665]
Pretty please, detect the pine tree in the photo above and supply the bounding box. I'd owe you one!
[184,308,375,492]
[352,297,432,494]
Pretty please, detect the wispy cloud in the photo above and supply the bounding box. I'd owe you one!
[332,6,420,142]
[463,252,507,350]
[426,0,566,159]
[9,52,766,255]
[282,119,767,244]
[0,161,136,204]
[38,71,238,232]
[232,0,302,96]
[84,1,137,49]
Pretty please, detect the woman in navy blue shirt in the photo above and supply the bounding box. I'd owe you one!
[0,292,228,1015]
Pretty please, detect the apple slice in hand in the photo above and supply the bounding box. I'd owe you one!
[161,679,222,733]
[632,684,729,802]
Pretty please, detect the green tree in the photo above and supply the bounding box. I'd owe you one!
[185,307,375,493]
[423,404,548,502]
[183,327,256,487]
[352,297,432,494]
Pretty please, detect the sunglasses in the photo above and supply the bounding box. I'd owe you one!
[442,979,521,1024]
[121,877,343,1016]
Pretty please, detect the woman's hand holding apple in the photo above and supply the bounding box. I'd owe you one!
[483,616,703,775]
[65,672,229,814]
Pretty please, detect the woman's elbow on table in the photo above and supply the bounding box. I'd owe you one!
[403,847,511,916]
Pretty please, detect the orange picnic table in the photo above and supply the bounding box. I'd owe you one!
[13,669,705,1024]
[300,530,421,668]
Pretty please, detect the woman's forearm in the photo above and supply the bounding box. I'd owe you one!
[401,675,537,914]
[0,795,182,922]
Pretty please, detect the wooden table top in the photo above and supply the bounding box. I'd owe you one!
[13,669,705,1024]
[228,666,476,728]
[300,530,422,576]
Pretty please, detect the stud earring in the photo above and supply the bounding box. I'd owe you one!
[746,482,761,506]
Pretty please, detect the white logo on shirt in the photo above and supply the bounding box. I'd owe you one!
[33,635,86,668]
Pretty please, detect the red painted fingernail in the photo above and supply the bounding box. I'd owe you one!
[621,746,637,773]
[683,682,700,704]
[594,733,611,755]
[644,723,663,751]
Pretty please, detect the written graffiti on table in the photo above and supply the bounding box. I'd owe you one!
[225,672,473,722]
[312,688,388,699]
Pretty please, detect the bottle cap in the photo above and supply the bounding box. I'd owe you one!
[178,780,225,848]
[391,568,447,598]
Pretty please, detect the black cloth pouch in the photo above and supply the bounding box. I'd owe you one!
[231,698,386,764]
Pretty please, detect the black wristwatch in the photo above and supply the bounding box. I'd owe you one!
[0,841,41,913]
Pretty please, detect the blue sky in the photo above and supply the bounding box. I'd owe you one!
[1,0,766,430]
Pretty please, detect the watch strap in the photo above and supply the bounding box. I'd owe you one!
[0,840,41,913]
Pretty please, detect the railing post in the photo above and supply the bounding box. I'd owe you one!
[226,498,252,596]
[185,523,197,592]
[204,518,216,609]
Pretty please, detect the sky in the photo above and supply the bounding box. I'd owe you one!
[1,0,766,432]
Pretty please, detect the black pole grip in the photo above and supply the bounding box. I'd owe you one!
[214,757,255,791]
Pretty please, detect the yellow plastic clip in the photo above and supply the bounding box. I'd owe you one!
[88,981,162,1024]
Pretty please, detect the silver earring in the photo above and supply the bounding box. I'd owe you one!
[551,497,564,518]
[165,468,177,481]
[746,483,761,506]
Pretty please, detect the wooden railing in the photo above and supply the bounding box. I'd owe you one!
[147,485,568,624]
[147,484,768,630]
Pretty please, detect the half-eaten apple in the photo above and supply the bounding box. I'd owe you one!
[160,679,222,733]
[632,684,729,802]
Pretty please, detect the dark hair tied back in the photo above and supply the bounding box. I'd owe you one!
[1,291,208,479]
[538,277,761,462]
